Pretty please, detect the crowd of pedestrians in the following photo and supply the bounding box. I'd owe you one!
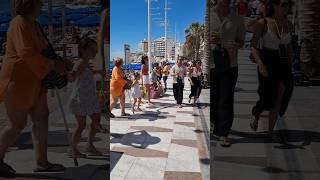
[108,55,205,117]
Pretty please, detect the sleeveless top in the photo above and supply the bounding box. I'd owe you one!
[262,20,291,50]
[141,65,148,75]
[163,65,170,76]
[191,67,202,77]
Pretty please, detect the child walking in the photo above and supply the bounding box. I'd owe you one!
[68,37,104,158]
[131,72,142,113]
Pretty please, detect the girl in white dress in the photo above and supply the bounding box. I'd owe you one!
[131,72,142,113]
[68,37,104,158]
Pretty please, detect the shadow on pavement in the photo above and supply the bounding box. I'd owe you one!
[110,151,123,172]
[12,130,102,150]
[229,129,320,148]
[110,130,161,149]
[16,164,108,180]
[128,111,168,121]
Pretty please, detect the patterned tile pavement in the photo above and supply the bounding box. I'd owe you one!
[211,48,320,180]
[110,77,210,180]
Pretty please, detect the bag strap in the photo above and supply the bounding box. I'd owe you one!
[36,21,64,62]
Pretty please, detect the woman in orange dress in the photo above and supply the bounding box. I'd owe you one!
[0,0,66,177]
[110,58,127,117]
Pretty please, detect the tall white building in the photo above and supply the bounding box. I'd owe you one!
[124,44,131,64]
[175,42,183,59]
[152,37,176,60]
[139,39,148,53]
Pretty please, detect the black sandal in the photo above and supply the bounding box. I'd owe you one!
[33,163,65,173]
[219,137,231,148]
[121,112,130,116]
[109,112,115,118]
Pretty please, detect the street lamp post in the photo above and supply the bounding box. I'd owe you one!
[148,0,152,74]
[164,0,167,62]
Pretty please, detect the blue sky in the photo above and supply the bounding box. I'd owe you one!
[110,0,205,60]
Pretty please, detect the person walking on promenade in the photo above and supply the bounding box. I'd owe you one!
[140,55,152,104]
[171,57,187,108]
[250,0,294,140]
[188,60,203,105]
[0,0,66,177]
[162,62,170,92]
[210,0,246,147]
[68,37,105,158]
[156,63,162,82]
[131,72,142,114]
[110,58,129,117]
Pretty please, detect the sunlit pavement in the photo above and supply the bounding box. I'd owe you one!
[110,77,210,180]
[211,48,320,180]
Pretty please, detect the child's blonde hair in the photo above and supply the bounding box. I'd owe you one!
[78,36,97,57]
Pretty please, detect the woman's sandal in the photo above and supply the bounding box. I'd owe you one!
[109,112,115,118]
[86,147,103,156]
[219,137,231,148]
[250,115,259,132]
[33,163,65,172]
[121,112,130,117]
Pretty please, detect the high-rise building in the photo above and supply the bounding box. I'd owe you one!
[124,44,131,64]
[152,37,176,59]
[139,39,148,53]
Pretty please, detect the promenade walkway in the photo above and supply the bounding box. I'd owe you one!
[212,48,320,180]
[0,85,108,180]
[110,77,210,180]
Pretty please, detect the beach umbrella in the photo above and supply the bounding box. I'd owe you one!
[55,8,73,15]
[42,10,61,18]
[70,7,89,14]
[0,25,9,37]
[72,15,100,27]
[87,6,101,13]
[37,16,62,28]
[0,10,11,17]
[0,16,11,24]
[65,14,84,21]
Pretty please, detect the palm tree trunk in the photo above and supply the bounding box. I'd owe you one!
[298,0,320,76]
[195,36,199,61]
[203,0,211,83]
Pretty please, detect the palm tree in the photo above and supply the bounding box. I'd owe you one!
[185,22,205,62]
[203,0,213,83]
[296,0,320,77]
